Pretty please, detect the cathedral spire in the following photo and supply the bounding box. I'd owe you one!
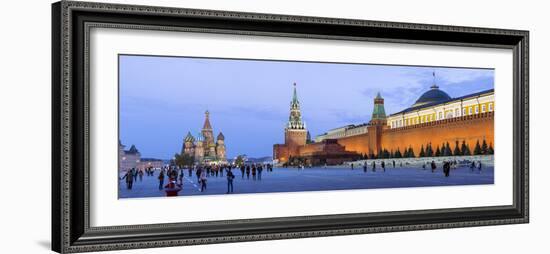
[202,110,212,130]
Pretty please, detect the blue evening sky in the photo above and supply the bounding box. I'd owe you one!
[119,55,494,159]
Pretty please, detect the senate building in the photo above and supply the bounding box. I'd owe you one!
[273,77,494,166]
[181,111,227,164]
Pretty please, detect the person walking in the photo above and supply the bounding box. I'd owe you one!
[200,170,207,192]
[188,166,193,177]
[178,169,184,185]
[381,161,386,172]
[226,169,235,194]
[196,167,202,183]
[158,170,165,190]
[470,161,476,172]
[133,168,138,182]
[392,160,395,168]
[351,163,354,170]
[122,169,134,190]
[478,161,482,173]
[252,165,257,181]
[257,164,263,180]
[240,165,245,179]
[443,161,450,177]
[246,165,251,180]
[363,162,367,173]
[371,161,376,172]
[431,160,436,173]
[138,169,143,182]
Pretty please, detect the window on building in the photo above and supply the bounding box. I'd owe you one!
[475,105,479,114]
[439,112,443,119]
[463,108,466,116]
[469,107,472,115]
[455,108,460,117]
[482,104,486,113]
[489,103,493,111]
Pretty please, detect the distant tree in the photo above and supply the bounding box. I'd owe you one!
[408,146,415,158]
[394,148,402,158]
[385,149,391,158]
[403,147,409,158]
[473,140,482,155]
[488,143,494,155]
[453,140,461,156]
[235,155,245,166]
[444,142,452,156]
[481,139,489,155]
[176,153,194,167]
[419,145,426,157]
[426,143,434,157]
[435,146,441,157]
[173,153,182,167]
[461,140,471,156]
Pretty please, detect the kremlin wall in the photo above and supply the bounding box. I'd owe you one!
[273,79,494,166]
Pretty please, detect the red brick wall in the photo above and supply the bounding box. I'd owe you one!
[336,133,371,155]
[334,112,493,156]
[274,112,494,162]
[381,112,494,155]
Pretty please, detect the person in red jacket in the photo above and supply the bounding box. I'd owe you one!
[164,178,182,197]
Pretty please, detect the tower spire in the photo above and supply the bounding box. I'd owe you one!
[371,92,387,121]
[202,110,212,130]
[292,82,298,104]
[287,82,305,130]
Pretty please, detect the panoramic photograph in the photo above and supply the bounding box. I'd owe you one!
[118,54,495,198]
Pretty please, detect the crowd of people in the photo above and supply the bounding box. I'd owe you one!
[120,159,488,197]
[120,163,275,196]
[349,159,485,178]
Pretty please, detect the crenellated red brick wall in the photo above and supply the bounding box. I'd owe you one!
[274,112,494,162]
[381,112,494,154]
[335,112,493,156]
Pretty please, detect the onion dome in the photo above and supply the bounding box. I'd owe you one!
[196,132,204,142]
[217,132,225,141]
[184,131,195,143]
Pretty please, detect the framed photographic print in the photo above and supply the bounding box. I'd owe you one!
[52,1,529,253]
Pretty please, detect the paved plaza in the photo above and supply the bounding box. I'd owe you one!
[119,164,494,198]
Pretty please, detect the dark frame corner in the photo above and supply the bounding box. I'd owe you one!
[52,1,529,253]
